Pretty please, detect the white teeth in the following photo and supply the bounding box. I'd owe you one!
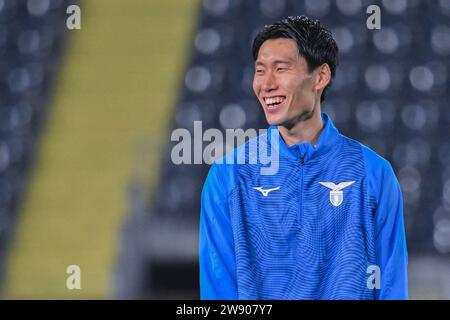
[264,97,285,105]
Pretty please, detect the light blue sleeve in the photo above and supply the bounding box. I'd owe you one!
[199,163,238,299]
[362,146,409,300]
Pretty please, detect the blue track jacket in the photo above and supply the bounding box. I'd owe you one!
[199,113,408,299]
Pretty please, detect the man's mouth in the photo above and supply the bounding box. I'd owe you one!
[263,96,286,111]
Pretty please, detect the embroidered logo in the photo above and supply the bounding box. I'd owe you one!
[318,181,355,207]
[253,186,281,197]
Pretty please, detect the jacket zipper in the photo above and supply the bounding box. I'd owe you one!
[299,153,305,222]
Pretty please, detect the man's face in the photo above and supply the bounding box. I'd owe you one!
[253,38,318,127]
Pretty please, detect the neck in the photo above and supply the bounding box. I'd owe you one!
[277,106,324,147]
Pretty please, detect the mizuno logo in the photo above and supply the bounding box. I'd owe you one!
[253,186,280,197]
[319,181,355,207]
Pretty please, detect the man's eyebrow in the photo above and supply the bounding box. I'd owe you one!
[272,59,293,65]
[255,59,293,67]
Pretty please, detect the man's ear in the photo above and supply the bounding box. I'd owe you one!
[314,63,331,92]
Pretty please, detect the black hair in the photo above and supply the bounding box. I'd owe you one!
[252,15,339,102]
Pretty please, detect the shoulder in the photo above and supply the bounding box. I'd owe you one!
[339,134,394,175]
[357,140,399,199]
[338,134,398,198]
[359,142,394,176]
[205,130,268,194]
[212,129,269,172]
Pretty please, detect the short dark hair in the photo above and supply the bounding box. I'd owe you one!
[252,15,339,102]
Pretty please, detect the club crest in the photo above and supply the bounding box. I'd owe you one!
[319,181,355,207]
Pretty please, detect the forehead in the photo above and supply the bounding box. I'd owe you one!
[256,38,300,63]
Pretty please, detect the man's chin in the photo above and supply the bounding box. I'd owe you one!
[266,110,315,128]
[266,119,281,127]
[265,116,287,127]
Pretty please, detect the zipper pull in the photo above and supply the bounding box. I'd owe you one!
[300,154,305,165]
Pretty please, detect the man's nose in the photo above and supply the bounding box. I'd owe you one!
[262,72,277,91]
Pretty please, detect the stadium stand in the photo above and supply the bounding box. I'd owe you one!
[0,0,69,289]
[4,0,198,299]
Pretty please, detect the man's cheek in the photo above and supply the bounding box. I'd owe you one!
[252,81,260,95]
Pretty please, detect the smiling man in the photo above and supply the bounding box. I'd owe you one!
[199,16,408,299]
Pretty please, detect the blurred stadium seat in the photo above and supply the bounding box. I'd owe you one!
[0,0,69,287]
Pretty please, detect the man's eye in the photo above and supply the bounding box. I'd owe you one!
[277,67,287,72]
[256,69,264,74]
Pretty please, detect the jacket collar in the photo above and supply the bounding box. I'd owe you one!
[267,112,340,162]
